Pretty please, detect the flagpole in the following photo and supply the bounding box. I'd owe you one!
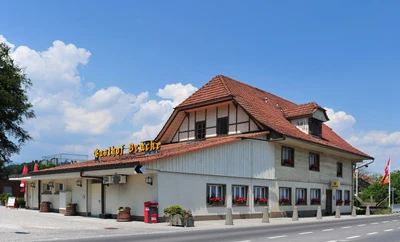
[389,158,391,208]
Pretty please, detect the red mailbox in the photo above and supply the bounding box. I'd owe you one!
[144,201,158,223]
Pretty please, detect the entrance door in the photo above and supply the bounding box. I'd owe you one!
[90,183,102,217]
[326,189,332,215]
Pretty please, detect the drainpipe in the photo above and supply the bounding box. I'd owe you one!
[38,180,41,209]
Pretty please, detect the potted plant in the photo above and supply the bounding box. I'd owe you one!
[17,197,26,208]
[117,207,131,222]
[344,199,351,205]
[337,171,343,177]
[65,203,77,216]
[255,197,268,205]
[279,198,290,205]
[233,197,247,206]
[209,196,224,206]
[297,198,307,205]
[336,199,343,205]
[311,198,321,205]
[163,205,194,227]
[283,159,294,166]
[40,201,51,212]
[0,194,6,206]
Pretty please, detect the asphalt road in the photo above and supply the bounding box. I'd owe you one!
[53,214,400,242]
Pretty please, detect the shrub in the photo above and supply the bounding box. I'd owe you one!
[163,205,189,220]
[17,197,26,208]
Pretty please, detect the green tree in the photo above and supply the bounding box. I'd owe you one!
[359,170,400,205]
[0,43,35,170]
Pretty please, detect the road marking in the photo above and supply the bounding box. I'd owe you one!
[384,229,393,232]
[238,241,251,242]
[367,232,378,235]
[393,219,398,221]
[268,235,287,240]
[358,224,366,227]
[342,226,351,229]
[382,221,389,223]
[346,236,360,239]
[371,222,379,225]
[323,229,334,232]
[299,232,313,235]
[325,240,337,242]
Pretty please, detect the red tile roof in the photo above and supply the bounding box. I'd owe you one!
[167,75,372,159]
[31,131,269,174]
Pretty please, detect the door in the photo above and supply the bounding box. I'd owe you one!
[326,189,332,215]
[90,183,102,217]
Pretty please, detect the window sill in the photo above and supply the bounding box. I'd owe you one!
[41,191,52,195]
[296,203,307,206]
[279,204,292,206]
[281,164,294,168]
[309,168,320,172]
[207,204,225,207]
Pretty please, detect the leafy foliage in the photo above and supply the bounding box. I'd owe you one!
[359,170,400,205]
[0,43,35,169]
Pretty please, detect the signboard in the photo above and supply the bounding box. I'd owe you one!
[331,179,340,190]
[6,197,16,209]
[94,140,161,159]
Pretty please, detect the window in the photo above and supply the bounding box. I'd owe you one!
[344,190,351,205]
[309,153,320,171]
[217,117,229,135]
[337,162,343,177]
[281,146,294,167]
[254,186,268,205]
[279,187,291,205]
[54,183,64,195]
[309,118,322,137]
[296,188,307,205]
[195,121,206,140]
[207,184,225,206]
[232,185,248,205]
[3,186,12,194]
[336,190,343,205]
[310,189,321,204]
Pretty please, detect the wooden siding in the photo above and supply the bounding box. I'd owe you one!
[147,139,275,179]
[0,180,24,197]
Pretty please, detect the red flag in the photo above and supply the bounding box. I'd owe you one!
[379,158,390,184]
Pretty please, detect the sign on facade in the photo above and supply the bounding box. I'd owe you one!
[331,179,340,190]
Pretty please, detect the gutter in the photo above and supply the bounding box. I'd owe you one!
[238,135,286,142]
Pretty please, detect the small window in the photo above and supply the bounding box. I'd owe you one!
[309,118,322,137]
[281,146,294,167]
[296,188,307,205]
[196,121,206,140]
[309,153,320,171]
[232,185,248,206]
[337,162,343,177]
[344,190,351,205]
[310,189,321,204]
[217,117,229,135]
[207,184,225,206]
[3,186,12,194]
[254,186,268,205]
[279,187,291,205]
[336,190,343,205]
[54,183,64,195]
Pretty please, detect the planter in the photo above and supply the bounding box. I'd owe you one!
[169,214,195,227]
[256,201,268,206]
[234,202,247,206]
[40,202,51,212]
[117,207,131,222]
[209,201,224,206]
[64,204,77,216]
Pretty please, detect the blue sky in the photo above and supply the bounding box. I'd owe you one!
[1,1,399,173]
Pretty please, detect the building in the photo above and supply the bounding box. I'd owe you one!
[12,75,373,220]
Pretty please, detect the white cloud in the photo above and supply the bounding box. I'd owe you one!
[86,82,95,91]
[156,83,198,105]
[325,107,400,173]
[0,35,15,51]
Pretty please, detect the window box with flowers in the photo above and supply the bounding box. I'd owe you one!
[283,159,294,167]
[279,198,291,205]
[209,197,224,206]
[336,199,343,205]
[344,199,351,205]
[337,171,343,177]
[297,198,307,205]
[310,164,319,171]
[233,197,247,206]
[255,197,268,206]
[311,198,321,205]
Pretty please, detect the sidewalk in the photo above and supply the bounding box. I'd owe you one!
[0,206,390,242]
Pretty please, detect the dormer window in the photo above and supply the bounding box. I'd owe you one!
[217,117,228,136]
[309,118,322,137]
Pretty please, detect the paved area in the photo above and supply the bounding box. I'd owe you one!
[0,206,386,242]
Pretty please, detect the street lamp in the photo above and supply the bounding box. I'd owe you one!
[354,160,374,197]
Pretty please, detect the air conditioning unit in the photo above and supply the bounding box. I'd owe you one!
[103,175,127,185]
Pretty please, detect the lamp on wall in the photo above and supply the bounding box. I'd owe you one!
[48,181,54,188]
[30,182,35,188]
[145,176,153,186]
[75,180,82,187]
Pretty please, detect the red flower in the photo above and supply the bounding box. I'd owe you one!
[311,164,319,168]
[297,198,307,204]
[210,197,224,202]
[234,197,247,203]
[311,198,321,203]
[279,198,290,204]
[256,197,268,203]
[344,199,351,204]
[336,199,343,203]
